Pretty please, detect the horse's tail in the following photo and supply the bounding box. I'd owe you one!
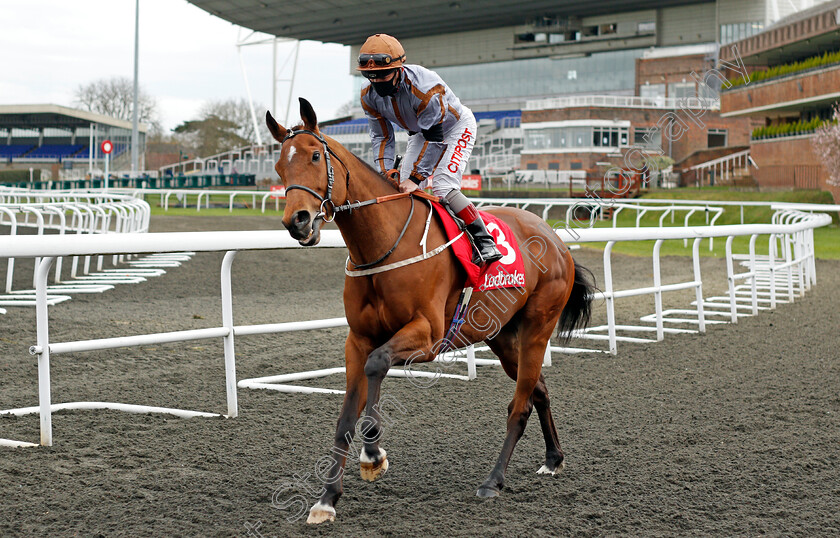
[557,259,595,345]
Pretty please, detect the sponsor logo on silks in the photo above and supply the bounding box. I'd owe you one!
[447,128,473,174]
[480,269,525,290]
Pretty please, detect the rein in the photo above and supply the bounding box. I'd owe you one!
[281,128,440,270]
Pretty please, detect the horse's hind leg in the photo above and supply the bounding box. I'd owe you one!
[487,322,564,472]
[477,330,545,498]
[533,374,565,475]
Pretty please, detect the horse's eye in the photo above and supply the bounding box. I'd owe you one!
[312,151,321,163]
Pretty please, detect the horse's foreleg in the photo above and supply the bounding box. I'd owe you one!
[359,317,432,482]
[307,336,369,525]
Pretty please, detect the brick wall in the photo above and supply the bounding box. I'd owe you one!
[750,135,836,195]
[635,54,713,96]
[721,64,840,118]
[522,153,624,171]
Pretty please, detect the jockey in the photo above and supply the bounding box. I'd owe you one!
[358,33,502,265]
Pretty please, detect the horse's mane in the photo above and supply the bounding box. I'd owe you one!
[323,131,401,192]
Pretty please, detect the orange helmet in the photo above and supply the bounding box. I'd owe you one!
[357,34,406,71]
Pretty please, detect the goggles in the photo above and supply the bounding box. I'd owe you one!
[358,53,405,69]
[361,68,398,80]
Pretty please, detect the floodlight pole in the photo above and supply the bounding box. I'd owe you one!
[88,123,94,176]
[130,0,140,176]
[237,42,264,147]
[237,33,300,137]
[285,40,300,126]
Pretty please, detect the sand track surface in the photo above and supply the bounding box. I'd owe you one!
[1,215,838,536]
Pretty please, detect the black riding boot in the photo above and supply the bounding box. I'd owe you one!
[465,216,503,265]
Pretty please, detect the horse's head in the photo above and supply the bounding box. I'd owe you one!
[266,98,340,246]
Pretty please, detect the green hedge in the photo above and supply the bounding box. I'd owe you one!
[729,49,840,88]
[752,117,838,140]
[0,169,32,184]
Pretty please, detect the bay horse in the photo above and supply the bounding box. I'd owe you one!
[267,98,594,525]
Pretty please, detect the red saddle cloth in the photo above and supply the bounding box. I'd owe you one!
[430,202,527,291]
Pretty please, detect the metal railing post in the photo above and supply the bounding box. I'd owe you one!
[220,250,239,418]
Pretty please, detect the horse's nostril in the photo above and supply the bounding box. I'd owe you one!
[293,211,311,228]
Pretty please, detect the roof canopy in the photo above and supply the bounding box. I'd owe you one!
[0,105,147,132]
[187,0,707,44]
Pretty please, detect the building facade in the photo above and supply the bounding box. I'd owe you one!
[719,0,840,200]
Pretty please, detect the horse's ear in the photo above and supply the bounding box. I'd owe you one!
[265,111,287,143]
[299,98,318,132]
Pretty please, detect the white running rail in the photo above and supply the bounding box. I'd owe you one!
[0,208,832,447]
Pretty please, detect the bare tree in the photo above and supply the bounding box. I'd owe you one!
[334,99,356,118]
[172,115,250,158]
[199,98,269,145]
[811,104,840,187]
[74,76,160,130]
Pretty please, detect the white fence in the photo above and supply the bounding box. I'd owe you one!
[0,190,154,308]
[0,206,833,448]
[525,94,720,111]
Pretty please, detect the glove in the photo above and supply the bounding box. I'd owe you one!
[421,123,444,142]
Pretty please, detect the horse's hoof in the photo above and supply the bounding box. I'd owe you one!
[360,457,389,482]
[306,502,336,525]
[537,460,566,476]
[360,448,389,482]
[476,485,501,498]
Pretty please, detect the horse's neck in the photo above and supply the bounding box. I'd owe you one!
[333,150,416,266]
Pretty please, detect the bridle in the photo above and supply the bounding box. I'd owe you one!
[282,128,351,224]
[280,128,419,270]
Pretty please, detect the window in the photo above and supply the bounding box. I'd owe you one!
[708,129,727,148]
[699,81,719,101]
[567,70,577,80]
[668,82,695,99]
[525,124,627,152]
[570,161,583,170]
[634,128,662,150]
[600,23,617,35]
[43,128,71,138]
[582,25,599,37]
[526,162,538,170]
[592,126,628,148]
[640,83,666,100]
[638,21,656,33]
[719,21,764,44]
[548,162,560,170]
[572,127,589,147]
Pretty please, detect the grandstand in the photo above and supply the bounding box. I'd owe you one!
[182,0,825,192]
[0,105,145,181]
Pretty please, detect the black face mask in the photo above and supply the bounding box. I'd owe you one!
[371,72,400,97]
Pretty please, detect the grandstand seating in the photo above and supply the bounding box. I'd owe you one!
[320,109,521,136]
[73,144,124,160]
[0,145,35,159]
[158,109,523,182]
[23,144,85,159]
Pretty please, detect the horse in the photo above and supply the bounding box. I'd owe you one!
[266,98,594,525]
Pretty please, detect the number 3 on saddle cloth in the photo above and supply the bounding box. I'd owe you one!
[430,203,526,292]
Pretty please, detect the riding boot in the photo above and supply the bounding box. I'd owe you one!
[456,206,503,265]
